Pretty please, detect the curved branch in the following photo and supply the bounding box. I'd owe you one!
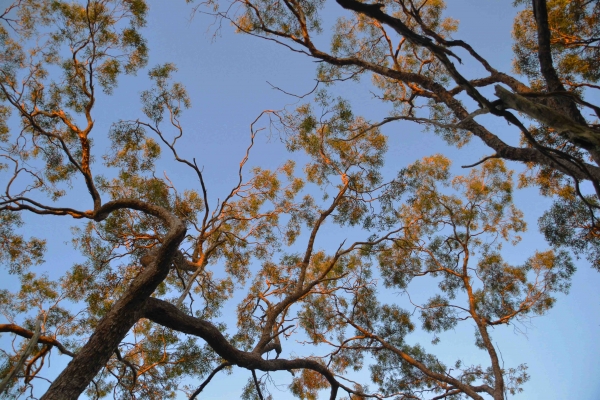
[114,348,137,389]
[331,0,600,182]
[143,298,343,399]
[0,317,42,394]
[41,200,186,400]
[0,196,89,218]
[0,324,75,357]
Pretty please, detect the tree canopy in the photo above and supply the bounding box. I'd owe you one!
[0,0,598,399]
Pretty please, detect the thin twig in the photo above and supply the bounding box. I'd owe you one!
[189,362,231,400]
[251,370,265,400]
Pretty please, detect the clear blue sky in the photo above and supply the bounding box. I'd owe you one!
[137,2,600,397]
[2,0,599,399]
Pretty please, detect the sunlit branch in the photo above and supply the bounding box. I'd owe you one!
[0,325,76,358]
[338,312,489,400]
[0,316,42,395]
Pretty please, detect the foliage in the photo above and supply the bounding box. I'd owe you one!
[513,0,600,85]
[0,1,596,400]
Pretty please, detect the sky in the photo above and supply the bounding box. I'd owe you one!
[1,0,600,399]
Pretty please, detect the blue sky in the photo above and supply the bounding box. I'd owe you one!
[136,2,600,397]
[2,0,600,398]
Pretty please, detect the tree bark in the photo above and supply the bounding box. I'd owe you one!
[531,0,587,125]
[41,200,186,400]
[495,85,600,151]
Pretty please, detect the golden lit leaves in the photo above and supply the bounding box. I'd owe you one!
[174,190,205,223]
[475,249,575,322]
[377,304,414,343]
[0,1,591,397]
[290,366,330,400]
[0,1,152,210]
[513,0,600,84]
[29,0,150,100]
[96,59,122,95]
[283,93,387,192]
[375,154,569,344]
[235,0,325,39]
[397,155,525,246]
[0,105,11,143]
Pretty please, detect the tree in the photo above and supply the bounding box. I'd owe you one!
[201,0,600,268]
[0,1,588,399]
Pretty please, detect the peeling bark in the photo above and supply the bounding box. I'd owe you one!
[495,85,600,152]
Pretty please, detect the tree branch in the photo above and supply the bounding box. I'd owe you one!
[0,317,42,394]
[0,324,75,357]
[41,200,186,400]
[495,85,600,152]
[531,0,587,125]
[189,362,231,400]
[143,298,342,396]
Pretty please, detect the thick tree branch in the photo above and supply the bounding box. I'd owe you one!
[495,85,600,151]
[41,200,187,400]
[327,0,600,182]
[143,298,344,399]
[531,0,587,125]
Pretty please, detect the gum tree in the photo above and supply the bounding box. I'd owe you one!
[0,1,579,399]
[200,0,600,268]
[294,155,574,400]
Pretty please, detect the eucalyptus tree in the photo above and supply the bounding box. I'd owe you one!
[0,1,579,399]
[198,0,600,269]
